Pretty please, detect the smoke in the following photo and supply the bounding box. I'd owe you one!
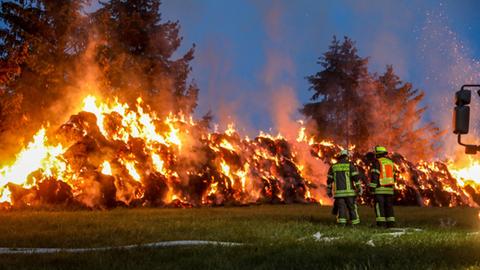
[48,36,104,126]
[370,32,408,78]
[183,1,306,138]
[163,1,332,202]
[258,3,330,202]
[260,3,302,140]
[262,50,300,140]
[192,37,259,135]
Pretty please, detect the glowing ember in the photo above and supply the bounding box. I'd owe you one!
[101,161,112,175]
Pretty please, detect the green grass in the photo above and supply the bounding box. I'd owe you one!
[0,205,479,269]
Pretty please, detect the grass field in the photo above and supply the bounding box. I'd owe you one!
[0,205,479,270]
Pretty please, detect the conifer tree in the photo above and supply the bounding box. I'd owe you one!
[93,0,198,114]
[301,36,370,148]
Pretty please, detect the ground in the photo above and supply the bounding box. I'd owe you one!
[0,205,479,270]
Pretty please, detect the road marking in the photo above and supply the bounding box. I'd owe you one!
[0,241,243,254]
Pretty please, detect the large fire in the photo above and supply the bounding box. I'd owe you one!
[0,95,479,209]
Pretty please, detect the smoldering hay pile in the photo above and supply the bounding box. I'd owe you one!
[0,95,479,209]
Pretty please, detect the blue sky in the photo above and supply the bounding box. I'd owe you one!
[160,0,480,142]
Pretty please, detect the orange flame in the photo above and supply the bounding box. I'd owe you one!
[0,94,479,209]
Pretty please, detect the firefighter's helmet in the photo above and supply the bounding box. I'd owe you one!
[337,149,349,158]
[374,145,388,155]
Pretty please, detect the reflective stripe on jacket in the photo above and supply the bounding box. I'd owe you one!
[327,161,360,198]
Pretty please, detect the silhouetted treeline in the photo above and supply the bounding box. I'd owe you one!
[301,36,442,160]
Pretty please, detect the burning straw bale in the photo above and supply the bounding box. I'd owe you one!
[310,142,480,207]
[0,95,479,209]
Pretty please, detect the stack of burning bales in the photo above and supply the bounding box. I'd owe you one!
[311,142,480,207]
[0,96,479,209]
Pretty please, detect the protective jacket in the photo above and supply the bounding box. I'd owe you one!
[327,157,361,198]
[369,157,396,195]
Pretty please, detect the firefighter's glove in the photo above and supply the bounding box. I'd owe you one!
[327,189,333,198]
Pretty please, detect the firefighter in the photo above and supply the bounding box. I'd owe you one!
[327,150,363,225]
[369,145,397,228]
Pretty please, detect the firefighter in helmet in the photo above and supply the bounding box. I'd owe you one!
[327,149,363,225]
[369,145,397,228]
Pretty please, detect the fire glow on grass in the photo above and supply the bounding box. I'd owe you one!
[0,95,479,209]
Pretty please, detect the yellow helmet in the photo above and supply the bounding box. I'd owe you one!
[374,145,388,155]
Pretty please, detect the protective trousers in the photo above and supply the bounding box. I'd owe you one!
[374,194,395,227]
[334,197,360,225]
